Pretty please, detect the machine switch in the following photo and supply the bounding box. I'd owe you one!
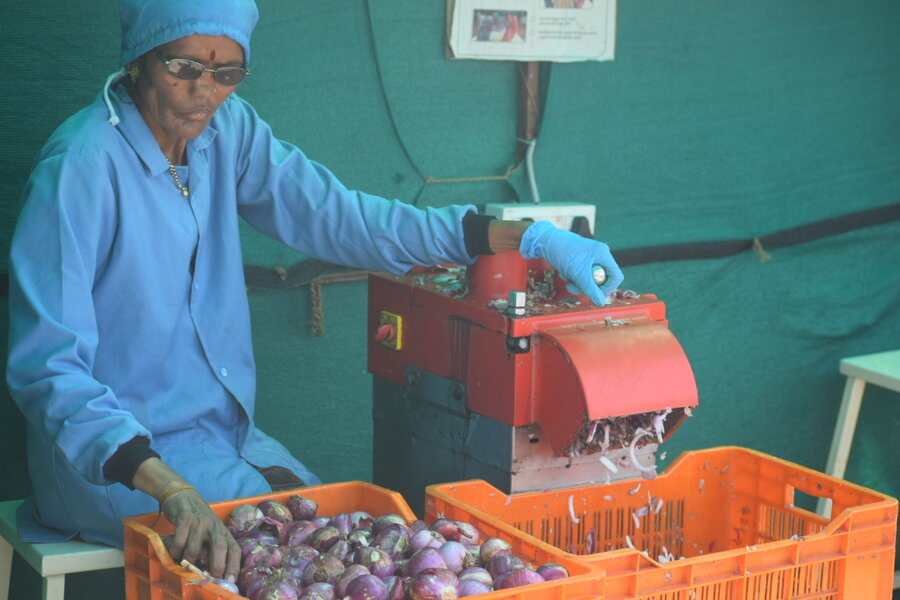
[376,311,403,350]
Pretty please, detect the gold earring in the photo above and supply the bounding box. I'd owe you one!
[127,63,140,82]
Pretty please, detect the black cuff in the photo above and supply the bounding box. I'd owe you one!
[103,436,160,489]
[462,211,496,258]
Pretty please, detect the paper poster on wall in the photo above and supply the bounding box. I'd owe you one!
[447,0,616,62]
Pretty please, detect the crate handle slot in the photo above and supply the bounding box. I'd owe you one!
[788,486,829,518]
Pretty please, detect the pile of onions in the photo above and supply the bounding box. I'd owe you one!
[200,495,569,600]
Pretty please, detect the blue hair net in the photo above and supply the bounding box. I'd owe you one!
[120,0,259,67]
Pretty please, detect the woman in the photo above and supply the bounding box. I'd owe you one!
[7,0,622,582]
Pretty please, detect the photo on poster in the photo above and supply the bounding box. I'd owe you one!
[472,10,527,43]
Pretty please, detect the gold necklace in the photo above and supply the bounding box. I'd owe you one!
[165,159,190,197]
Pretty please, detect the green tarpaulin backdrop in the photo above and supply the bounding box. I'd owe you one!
[1,1,898,597]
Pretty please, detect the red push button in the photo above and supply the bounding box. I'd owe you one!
[375,324,396,342]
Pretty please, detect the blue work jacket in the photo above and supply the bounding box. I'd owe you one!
[7,83,474,547]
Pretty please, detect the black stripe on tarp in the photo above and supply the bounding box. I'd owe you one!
[243,259,345,290]
[0,259,348,298]
[0,202,897,296]
[615,202,900,267]
[763,202,900,250]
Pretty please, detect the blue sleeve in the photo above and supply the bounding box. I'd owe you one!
[7,150,151,486]
[229,97,476,273]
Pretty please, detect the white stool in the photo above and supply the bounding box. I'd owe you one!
[0,499,124,600]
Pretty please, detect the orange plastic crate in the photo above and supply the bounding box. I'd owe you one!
[425,447,898,600]
[124,480,605,600]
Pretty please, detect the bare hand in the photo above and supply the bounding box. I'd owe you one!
[161,488,241,581]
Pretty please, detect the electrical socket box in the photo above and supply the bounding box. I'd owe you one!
[483,202,596,236]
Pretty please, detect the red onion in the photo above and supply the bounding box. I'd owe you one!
[410,520,428,534]
[244,544,284,570]
[301,582,337,600]
[409,568,459,600]
[494,567,544,589]
[245,527,281,545]
[258,581,300,600]
[535,562,569,581]
[457,579,491,597]
[382,575,406,600]
[429,519,462,542]
[489,570,510,591]
[241,568,279,600]
[331,513,353,537]
[307,526,343,552]
[280,566,305,588]
[457,567,492,587]
[374,514,408,534]
[238,536,267,560]
[228,504,266,538]
[281,520,319,547]
[259,499,294,525]
[336,563,372,596]
[351,511,375,532]
[478,538,511,564]
[372,523,410,559]
[282,545,320,570]
[210,577,240,594]
[238,565,273,592]
[344,574,388,600]
[326,539,353,563]
[288,495,318,521]
[354,547,396,579]
[456,522,480,545]
[487,553,524,579]
[312,516,332,528]
[437,541,468,574]
[409,529,445,553]
[237,538,262,562]
[404,548,447,577]
[301,554,346,586]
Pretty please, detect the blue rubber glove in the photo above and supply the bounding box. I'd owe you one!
[519,220,624,306]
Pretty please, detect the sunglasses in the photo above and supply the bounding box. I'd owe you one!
[156,53,250,86]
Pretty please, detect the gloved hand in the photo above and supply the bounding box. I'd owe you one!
[519,220,623,306]
[162,487,241,581]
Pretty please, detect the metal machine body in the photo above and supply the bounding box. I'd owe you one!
[368,253,697,512]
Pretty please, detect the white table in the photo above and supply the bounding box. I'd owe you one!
[815,350,900,589]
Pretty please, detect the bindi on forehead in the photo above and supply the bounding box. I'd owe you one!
[210,49,217,61]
